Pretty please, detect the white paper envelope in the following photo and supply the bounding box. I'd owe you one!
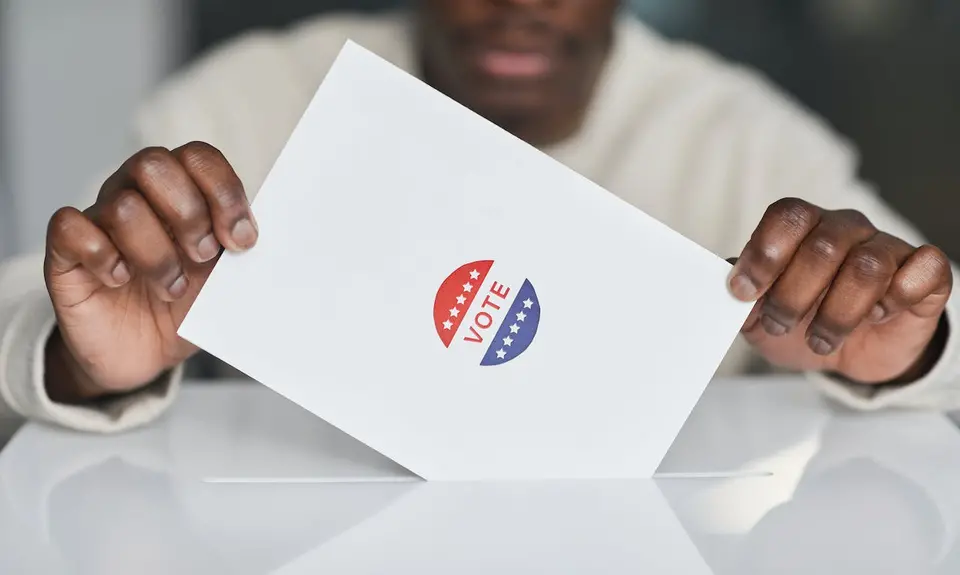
[178,40,753,481]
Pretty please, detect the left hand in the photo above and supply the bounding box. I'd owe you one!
[729,198,953,384]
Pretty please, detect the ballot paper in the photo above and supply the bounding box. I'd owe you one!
[178,40,753,481]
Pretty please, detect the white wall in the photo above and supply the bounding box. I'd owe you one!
[1,0,187,254]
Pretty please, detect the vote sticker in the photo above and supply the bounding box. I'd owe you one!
[433,260,540,366]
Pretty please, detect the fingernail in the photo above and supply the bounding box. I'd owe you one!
[808,334,834,356]
[168,274,189,299]
[761,315,788,336]
[729,273,759,301]
[197,233,220,262]
[231,218,257,249]
[112,261,131,285]
[869,304,886,323]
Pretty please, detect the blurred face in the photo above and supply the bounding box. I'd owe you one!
[417,0,620,145]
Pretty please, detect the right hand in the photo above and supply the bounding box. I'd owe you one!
[43,142,258,402]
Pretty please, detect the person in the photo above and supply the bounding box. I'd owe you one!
[0,0,957,433]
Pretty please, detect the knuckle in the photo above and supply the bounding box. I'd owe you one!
[211,182,245,210]
[46,208,116,267]
[888,278,917,304]
[175,141,224,172]
[833,209,873,231]
[847,248,894,281]
[47,207,80,241]
[758,240,785,267]
[807,235,842,263]
[84,241,116,270]
[892,245,953,302]
[128,146,172,184]
[768,197,805,213]
[918,245,950,277]
[769,198,817,232]
[174,141,246,210]
[170,198,210,231]
[741,240,780,273]
[104,189,146,226]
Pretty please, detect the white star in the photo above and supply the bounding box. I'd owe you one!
[462,282,473,293]
[469,269,480,280]
[523,298,534,309]
[496,349,506,359]
[456,294,466,305]
[442,320,453,330]
[509,323,520,334]
[449,307,460,318]
[516,311,527,322]
[503,336,514,347]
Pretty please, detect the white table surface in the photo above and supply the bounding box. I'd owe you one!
[2,377,960,574]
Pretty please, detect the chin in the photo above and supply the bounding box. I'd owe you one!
[466,88,553,126]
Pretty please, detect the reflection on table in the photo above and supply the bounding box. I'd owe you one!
[1,378,959,574]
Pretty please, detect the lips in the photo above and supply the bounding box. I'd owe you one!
[476,49,553,79]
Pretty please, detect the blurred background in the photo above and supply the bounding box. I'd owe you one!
[1,0,958,260]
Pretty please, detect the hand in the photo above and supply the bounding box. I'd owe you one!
[729,198,952,384]
[43,142,257,402]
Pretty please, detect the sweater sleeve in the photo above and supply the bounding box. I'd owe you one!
[0,252,183,432]
[724,77,960,411]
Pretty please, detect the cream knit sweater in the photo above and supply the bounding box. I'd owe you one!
[2,12,960,434]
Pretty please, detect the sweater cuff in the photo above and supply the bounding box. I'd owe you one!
[812,280,960,411]
[0,290,182,433]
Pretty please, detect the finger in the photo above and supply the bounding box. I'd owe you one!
[171,142,257,252]
[729,198,821,302]
[740,297,764,333]
[95,188,189,301]
[727,257,767,332]
[806,233,912,355]
[760,210,876,336]
[876,244,952,322]
[45,207,130,288]
[121,147,220,264]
